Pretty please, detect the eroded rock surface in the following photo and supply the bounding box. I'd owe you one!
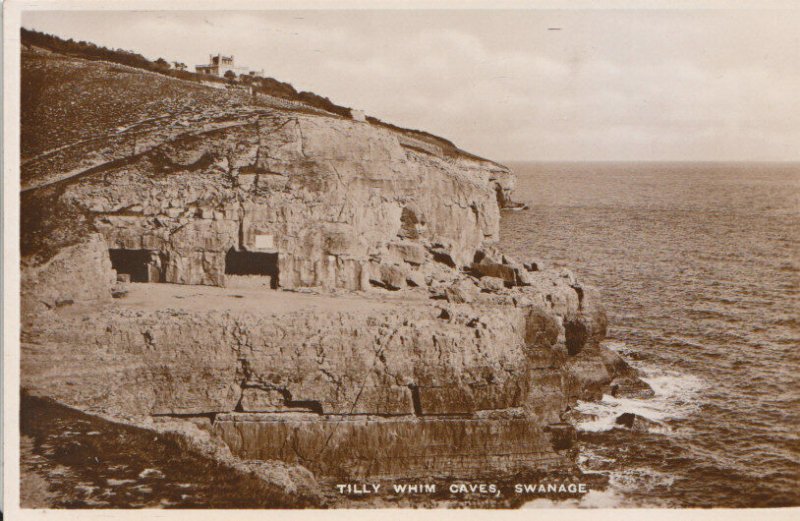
[20,47,650,496]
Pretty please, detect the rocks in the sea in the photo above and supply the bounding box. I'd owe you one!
[138,468,165,480]
[600,348,655,399]
[545,423,577,451]
[610,377,656,399]
[614,413,661,432]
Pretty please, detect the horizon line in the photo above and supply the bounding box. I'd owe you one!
[499,159,800,164]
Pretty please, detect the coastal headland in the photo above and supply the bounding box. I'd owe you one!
[19,39,651,508]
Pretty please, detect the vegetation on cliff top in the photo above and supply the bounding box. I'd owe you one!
[21,27,498,165]
[21,28,351,118]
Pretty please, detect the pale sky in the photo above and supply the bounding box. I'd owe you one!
[21,9,800,161]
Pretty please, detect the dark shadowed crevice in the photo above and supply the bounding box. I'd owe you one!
[408,384,423,416]
[109,249,161,283]
[224,248,279,289]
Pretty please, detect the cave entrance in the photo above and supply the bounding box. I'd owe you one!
[224,249,279,289]
[109,249,162,283]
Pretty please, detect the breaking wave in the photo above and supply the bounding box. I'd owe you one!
[573,342,707,434]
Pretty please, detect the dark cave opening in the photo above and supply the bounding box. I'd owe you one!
[224,249,279,289]
[109,249,161,283]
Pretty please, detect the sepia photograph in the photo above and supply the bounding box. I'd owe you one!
[4,0,799,514]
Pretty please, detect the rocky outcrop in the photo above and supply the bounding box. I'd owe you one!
[21,233,116,318]
[20,47,650,498]
[36,112,506,291]
[22,269,639,481]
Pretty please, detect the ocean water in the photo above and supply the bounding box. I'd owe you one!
[500,162,800,508]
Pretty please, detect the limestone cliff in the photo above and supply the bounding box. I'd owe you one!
[20,45,649,504]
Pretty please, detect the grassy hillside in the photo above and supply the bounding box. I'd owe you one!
[21,48,250,159]
[21,27,498,166]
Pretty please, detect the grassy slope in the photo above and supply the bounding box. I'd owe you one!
[21,48,246,160]
[21,44,502,168]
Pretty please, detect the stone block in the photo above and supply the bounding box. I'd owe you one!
[388,241,427,265]
[479,276,506,292]
[406,270,427,288]
[445,279,478,304]
[371,263,407,290]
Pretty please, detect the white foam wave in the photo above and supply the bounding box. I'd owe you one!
[573,350,707,434]
[525,344,707,509]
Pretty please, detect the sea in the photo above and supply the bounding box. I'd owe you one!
[500,162,800,508]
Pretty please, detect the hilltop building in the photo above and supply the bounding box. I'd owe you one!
[351,109,367,122]
[195,54,264,78]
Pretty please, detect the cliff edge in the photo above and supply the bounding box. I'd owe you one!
[20,45,650,507]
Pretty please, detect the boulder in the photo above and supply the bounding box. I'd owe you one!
[388,241,427,266]
[610,377,655,399]
[471,262,518,284]
[406,270,427,288]
[524,259,545,272]
[471,252,531,287]
[479,276,506,292]
[445,279,479,304]
[614,413,661,433]
[370,263,407,290]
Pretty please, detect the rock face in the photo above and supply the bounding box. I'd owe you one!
[31,112,505,292]
[21,233,116,315]
[22,272,636,481]
[20,47,650,493]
